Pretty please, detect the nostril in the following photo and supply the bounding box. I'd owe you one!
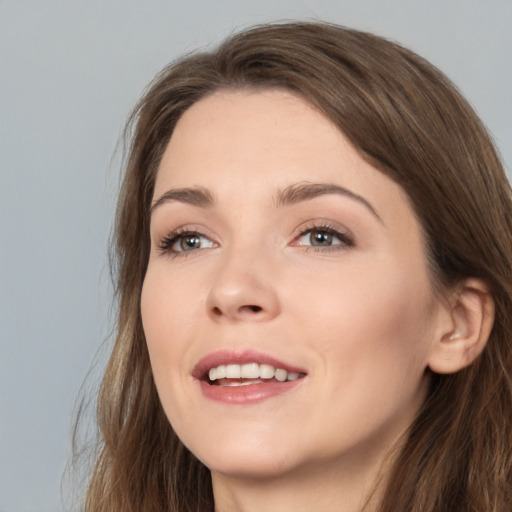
[246,305,263,313]
[210,305,262,316]
[212,304,263,317]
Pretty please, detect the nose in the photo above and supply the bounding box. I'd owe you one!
[206,247,281,323]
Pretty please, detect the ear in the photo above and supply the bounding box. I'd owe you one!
[428,278,495,374]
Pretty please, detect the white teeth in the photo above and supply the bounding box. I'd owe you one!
[259,364,275,379]
[275,369,287,382]
[240,363,260,379]
[223,380,259,387]
[225,364,241,378]
[207,362,303,383]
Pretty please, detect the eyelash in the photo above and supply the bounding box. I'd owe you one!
[157,227,214,258]
[293,222,354,252]
[156,222,354,258]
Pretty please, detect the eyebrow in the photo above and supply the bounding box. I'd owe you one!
[276,182,382,222]
[150,182,381,222]
[150,187,214,215]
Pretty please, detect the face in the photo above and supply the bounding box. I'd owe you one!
[141,90,446,482]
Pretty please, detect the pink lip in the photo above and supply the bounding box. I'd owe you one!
[198,379,303,404]
[192,349,307,405]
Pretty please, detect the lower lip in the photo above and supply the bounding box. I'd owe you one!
[198,378,303,404]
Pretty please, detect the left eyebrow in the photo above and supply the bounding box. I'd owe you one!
[150,187,215,217]
[275,182,382,223]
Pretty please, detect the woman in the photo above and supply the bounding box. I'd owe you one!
[83,22,512,511]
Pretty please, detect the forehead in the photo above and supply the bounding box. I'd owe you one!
[155,89,415,219]
[156,89,384,194]
[166,89,342,159]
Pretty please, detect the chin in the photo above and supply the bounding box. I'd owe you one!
[207,455,301,481]
[184,428,301,479]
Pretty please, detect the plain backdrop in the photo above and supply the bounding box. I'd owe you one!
[1,1,511,510]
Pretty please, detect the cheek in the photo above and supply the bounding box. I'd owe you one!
[141,265,202,344]
[285,254,437,378]
[140,265,201,394]
[140,266,205,426]
[282,264,436,452]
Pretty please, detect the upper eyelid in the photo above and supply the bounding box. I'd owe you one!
[163,228,214,242]
[153,223,217,241]
[292,219,353,238]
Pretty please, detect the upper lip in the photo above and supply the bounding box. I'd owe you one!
[192,349,307,380]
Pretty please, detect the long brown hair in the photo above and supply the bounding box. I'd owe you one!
[82,22,512,511]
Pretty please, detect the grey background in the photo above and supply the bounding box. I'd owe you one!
[1,1,510,510]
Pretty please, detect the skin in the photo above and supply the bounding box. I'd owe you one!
[141,90,464,512]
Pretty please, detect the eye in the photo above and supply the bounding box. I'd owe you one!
[158,229,216,255]
[294,225,354,249]
[300,230,336,247]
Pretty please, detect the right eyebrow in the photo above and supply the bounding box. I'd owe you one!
[150,187,215,216]
[275,182,382,223]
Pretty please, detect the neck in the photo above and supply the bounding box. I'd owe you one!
[211,447,393,512]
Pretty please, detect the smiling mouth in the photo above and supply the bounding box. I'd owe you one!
[207,363,306,386]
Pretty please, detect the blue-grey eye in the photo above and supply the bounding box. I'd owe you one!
[173,234,214,252]
[310,231,333,246]
[297,229,342,247]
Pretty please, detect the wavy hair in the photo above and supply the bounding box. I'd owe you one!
[81,22,512,511]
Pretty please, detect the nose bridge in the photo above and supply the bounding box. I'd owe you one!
[206,238,280,322]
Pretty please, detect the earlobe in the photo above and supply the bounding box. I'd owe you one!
[428,278,495,374]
